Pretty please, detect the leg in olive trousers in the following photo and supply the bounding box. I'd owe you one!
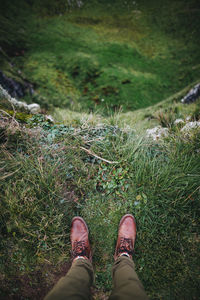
[44,258,94,300]
[109,256,148,300]
[44,256,148,300]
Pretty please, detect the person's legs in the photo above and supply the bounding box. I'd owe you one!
[44,217,93,300]
[109,256,148,300]
[109,214,148,300]
[44,258,93,300]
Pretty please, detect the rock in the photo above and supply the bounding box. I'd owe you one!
[45,115,54,123]
[0,70,25,98]
[181,121,200,132]
[181,83,200,104]
[174,118,184,125]
[27,103,41,113]
[0,70,34,99]
[186,116,191,122]
[16,101,29,109]
[0,84,40,114]
[146,126,169,140]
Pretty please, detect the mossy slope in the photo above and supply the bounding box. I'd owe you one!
[1,0,200,112]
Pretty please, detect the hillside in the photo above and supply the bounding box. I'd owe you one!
[1,0,200,112]
[0,1,200,299]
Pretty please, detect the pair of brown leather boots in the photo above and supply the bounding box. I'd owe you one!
[71,214,136,262]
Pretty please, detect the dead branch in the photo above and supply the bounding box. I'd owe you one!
[80,146,118,164]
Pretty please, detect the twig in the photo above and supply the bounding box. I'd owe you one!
[80,146,118,164]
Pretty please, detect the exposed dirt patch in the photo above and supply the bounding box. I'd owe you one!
[0,262,71,300]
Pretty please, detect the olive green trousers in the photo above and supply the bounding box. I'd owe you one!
[44,256,148,300]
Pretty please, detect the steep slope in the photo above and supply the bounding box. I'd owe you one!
[0,1,200,299]
[0,0,200,113]
[1,83,200,299]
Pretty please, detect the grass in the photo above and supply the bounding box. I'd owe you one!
[0,101,200,299]
[1,0,200,113]
[0,1,200,299]
[54,81,200,133]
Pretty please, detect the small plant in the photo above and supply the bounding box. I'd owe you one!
[96,163,131,196]
[155,107,180,128]
[156,111,174,128]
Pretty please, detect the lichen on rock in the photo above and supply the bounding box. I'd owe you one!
[146,126,169,141]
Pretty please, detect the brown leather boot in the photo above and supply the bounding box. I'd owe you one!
[70,216,92,262]
[114,214,136,260]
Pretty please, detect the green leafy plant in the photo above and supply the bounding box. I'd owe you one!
[96,164,131,196]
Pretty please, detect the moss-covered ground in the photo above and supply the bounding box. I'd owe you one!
[1,0,200,112]
[0,1,200,299]
[1,90,200,299]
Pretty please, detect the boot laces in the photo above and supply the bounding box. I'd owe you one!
[118,237,133,255]
[73,241,87,258]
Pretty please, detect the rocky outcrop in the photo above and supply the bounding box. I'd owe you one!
[181,121,200,132]
[0,84,40,114]
[181,83,200,104]
[146,117,200,141]
[0,71,34,99]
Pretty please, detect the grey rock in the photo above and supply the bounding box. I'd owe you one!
[146,126,169,140]
[174,118,184,125]
[0,84,40,114]
[186,116,191,121]
[0,70,34,99]
[28,103,40,113]
[181,121,200,132]
[45,115,54,123]
[181,83,200,104]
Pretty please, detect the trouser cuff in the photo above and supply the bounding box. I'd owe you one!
[72,257,94,284]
